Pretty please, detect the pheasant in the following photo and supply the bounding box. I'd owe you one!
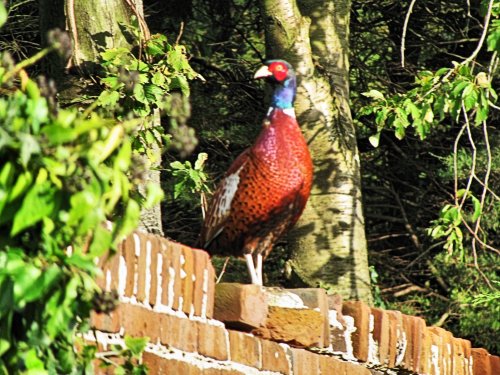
[200,60,313,285]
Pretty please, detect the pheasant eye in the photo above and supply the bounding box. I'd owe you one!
[271,63,288,81]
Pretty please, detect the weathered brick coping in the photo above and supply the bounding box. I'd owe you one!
[88,231,500,374]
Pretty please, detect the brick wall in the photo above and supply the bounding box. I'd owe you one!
[86,231,500,374]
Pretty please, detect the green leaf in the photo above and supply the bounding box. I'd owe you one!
[0,3,7,29]
[471,195,482,222]
[124,335,149,357]
[88,226,112,257]
[375,107,388,126]
[12,262,42,305]
[362,89,385,101]
[101,76,120,88]
[144,84,165,103]
[133,83,147,104]
[368,133,381,148]
[100,48,131,63]
[0,162,14,187]
[42,124,78,144]
[18,133,41,166]
[97,90,121,107]
[24,349,46,372]
[143,183,164,209]
[194,153,208,170]
[452,80,469,97]
[487,22,500,52]
[170,161,185,170]
[151,72,166,86]
[11,181,59,235]
[170,75,190,97]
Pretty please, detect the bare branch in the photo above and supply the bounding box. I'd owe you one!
[401,0,418,68]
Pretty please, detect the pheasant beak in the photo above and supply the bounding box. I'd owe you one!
[254,65,273,79]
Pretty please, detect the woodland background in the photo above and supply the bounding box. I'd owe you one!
[0,0,498,373]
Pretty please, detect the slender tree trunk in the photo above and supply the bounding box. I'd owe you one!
[260,0,372,303]
[39,0,163,235]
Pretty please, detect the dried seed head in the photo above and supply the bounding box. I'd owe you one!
[47,28,72,60]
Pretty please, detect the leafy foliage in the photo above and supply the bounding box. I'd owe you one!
[93,336,149,375]
[353,0,500,352]
[97,25,199,117]
[0,5,159,372]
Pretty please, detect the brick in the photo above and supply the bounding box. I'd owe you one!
[401,314,414,371]
[472,348,491,375]
[342,361,372,374]
[490,355,500,375]
[163,358,203,374]
[206,369,246,375]
[197,322,229,361]
[427,326,453,375]
[261,339,291,374]
[160,313,198,352]
[427,328,441,375]
[327,294,345,325]
[96,249,120,293]
[371,308,389,365]
[123,234,136,297]
[181,245,195,315]
[342,301,371,362]
[289,288,330,347]
[90,304,122,333]
[159,239,173,307]
[143,351,166,374]
[206,259,216,319]
[458,338,472,375]
[192,248,210,317]
[318,355,347,374]
[442,330,454,375]
[170,243,183,311]
[411,316,426,373]
[385,310,404,368]
[253,306,325,347]
[420,327,432,375]
[136,233,148,302]
[327,294,347,353]
[228,330,261,368]
[452,337,466,375]
[148,236,160,307]
[290,348,320,375]
[121,304,161,342]
[94,254,108,291]
[214,283,268,330]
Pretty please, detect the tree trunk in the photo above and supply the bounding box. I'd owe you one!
[39,0,163,235]
[260,0,372,303]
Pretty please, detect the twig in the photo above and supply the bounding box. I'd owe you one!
[401,0,418,67]
[216,257,230,284]
[175,22,185,46]
[461,0,494,66]
[433,311,450,327]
